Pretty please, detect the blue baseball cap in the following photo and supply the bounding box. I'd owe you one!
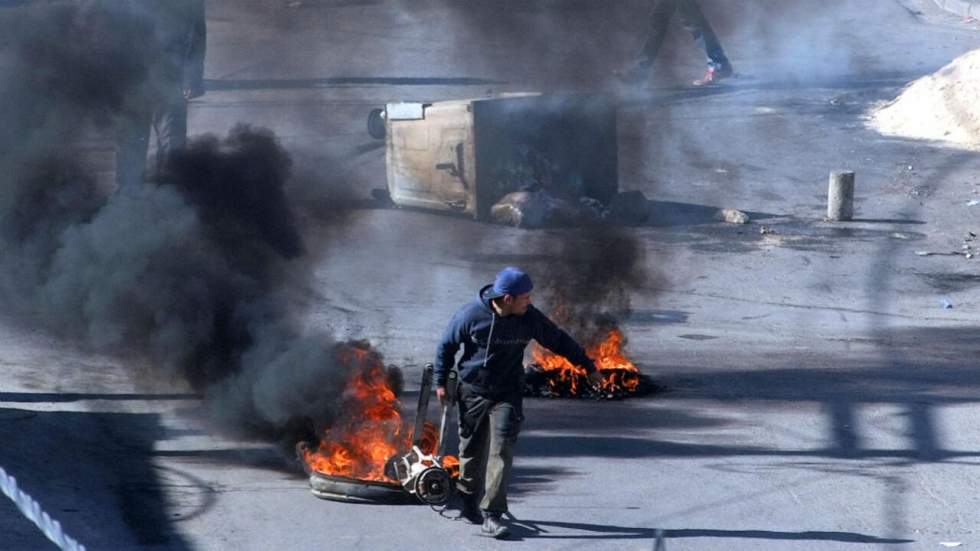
[487,267,533,298]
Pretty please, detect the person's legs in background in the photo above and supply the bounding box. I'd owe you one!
[150,98,188,178]
[617,0,678,84]
[114,109,151,192]
[677,0,733,84]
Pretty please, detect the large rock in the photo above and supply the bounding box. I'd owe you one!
[715,208,750,224]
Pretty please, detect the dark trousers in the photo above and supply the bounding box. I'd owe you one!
[455,385,523,514]
[639,0,730,70]
[115,98,188,190]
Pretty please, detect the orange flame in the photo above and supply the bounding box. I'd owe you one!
[301,344,457,482]
[531,328,640,396]
[441,455,460,479]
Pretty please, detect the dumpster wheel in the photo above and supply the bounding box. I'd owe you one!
[367,108,386,140]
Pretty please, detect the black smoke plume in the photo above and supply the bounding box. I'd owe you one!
[529,224,652,345]
[0,1,356,443]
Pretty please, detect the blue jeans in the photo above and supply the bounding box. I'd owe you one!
[639,0,730,70]
[115,97,188,190]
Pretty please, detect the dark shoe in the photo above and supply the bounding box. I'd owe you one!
[480,512,511,539]
[693,65,733,86]
[453,492,483,525]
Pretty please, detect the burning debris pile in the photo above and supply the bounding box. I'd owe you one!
[487,144,649,228]
[296,346,458,498]
[525,327,653,399]
[522,226,660,400]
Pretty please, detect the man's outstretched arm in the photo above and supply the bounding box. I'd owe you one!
[531,309,604,386]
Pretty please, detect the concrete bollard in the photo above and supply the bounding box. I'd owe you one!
[827,170,855,221]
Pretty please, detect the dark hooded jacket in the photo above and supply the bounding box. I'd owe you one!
[434,285,597,399]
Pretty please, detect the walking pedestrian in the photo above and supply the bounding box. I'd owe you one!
[618,0,733,86]
[434,267,604,539]
[115,0,206,190]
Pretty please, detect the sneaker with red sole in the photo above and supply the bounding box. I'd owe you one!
[693,65,733,86]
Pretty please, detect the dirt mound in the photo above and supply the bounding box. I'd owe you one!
[868,48,980,150]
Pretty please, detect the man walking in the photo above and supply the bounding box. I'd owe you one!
[434,267,604,539]
[115,0,206,190]
[619,0,733,86]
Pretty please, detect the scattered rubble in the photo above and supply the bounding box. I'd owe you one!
[578,196,608,220]
[715,208,750,225]
[915,250,963,257]
[490,191,552,228]
[489,189,648,228]
[914,237,977,259]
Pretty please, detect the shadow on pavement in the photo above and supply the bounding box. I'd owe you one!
[849,218,925,225]
[626,309,690,325]
[204,76,502,91]
[0,392,198,402]
[503,517,912,544]
[518,326,980,465]
[0,408,197,550]
[646,200,774,227]
[507,465,575,497]
[152,446,302,474]
[616,71,929,110]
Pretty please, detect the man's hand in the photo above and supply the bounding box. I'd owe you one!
[587,369,605,389]
[436,386,450,407]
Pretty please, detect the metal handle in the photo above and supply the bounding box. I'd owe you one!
[436,370,457,456]
[434,143,468,189]
[411,364,434,448]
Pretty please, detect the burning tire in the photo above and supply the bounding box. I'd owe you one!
[297,440,414,504]
[308,471,415,505]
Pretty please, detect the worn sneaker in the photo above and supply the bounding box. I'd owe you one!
[693,65,733,86]
[453,492,483,525]
[480,512,511,539]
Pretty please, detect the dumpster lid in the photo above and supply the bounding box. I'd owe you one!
[386,102,426,120]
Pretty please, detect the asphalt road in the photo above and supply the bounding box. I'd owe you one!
[3,0,980,549]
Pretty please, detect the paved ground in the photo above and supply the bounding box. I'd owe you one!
[3,0,980,549]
